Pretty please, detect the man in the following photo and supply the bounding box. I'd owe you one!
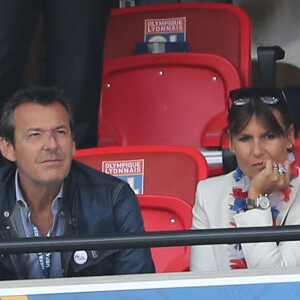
[0,86,155,280]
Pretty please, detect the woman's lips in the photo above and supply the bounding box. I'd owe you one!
[253,162,265,171]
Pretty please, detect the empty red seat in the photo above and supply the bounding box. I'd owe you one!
[74,145,208,206]
[104,2,251,86]
[138,194,192,273]
[99,53,241,150]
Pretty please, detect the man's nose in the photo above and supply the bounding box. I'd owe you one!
[43,129,58,149]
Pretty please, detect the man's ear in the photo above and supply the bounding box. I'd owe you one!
[72,141,76,156]
[0,139,16,162]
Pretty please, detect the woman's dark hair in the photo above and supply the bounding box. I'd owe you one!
[0,86,74,145]
[228,87,293,137]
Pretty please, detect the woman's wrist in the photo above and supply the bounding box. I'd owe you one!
[246,194,270,210]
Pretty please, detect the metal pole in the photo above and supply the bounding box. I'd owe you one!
[0,225,300,254]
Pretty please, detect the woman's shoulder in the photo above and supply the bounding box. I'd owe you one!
[197,170,236,189]
[194,170,236,211]
[195,171,235,203]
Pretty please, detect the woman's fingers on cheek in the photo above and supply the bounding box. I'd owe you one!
[261,160,290,189]
[284,161,291,181]
[274,163,285,185]
[266,160,274,172]
[275,161,290,185]
[284,161,290,171]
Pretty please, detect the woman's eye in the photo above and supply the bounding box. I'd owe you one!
[264,132,276,140]
[238,135,250,142]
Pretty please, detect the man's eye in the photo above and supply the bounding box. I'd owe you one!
[28,132,41,138]
[55,129,67,136]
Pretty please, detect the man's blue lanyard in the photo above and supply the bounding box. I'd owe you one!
[31,222,51,278]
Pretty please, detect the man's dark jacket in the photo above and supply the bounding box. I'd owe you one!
[0,160,155,279]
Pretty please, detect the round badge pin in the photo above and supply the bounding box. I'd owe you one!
[73,250,88,265]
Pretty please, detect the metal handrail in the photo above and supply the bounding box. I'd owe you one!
[1,225,300,254]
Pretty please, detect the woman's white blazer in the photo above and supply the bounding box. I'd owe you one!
[190,171,300,271]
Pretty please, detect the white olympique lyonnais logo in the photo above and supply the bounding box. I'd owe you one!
[73,250,88,265]
[102,159,144,194]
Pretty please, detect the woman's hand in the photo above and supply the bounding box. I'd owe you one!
[248,159,291,200]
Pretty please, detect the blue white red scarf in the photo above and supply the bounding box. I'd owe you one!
[228,152,299,269]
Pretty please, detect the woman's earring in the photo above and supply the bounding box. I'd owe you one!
[232,150,235,153]
[289,143,294,149]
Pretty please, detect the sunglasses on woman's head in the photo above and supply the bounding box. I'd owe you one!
[229,87,286,106]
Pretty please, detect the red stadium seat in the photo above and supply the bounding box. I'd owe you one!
[98,53,241,150]
[293,136,300,164]
[104,2,251,86]
[137,194,192,273]
[73,145,208,206]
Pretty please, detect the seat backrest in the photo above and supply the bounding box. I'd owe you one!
[99,53,241,149]
[73,145,208,206]
[293,136,300,165]
[104,2,251,86]
[137,194,192,273]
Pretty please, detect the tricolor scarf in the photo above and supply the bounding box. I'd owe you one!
[228,152,299,269]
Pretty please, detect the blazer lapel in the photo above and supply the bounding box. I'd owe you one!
[228,187,239,227]
[277,174,300,225]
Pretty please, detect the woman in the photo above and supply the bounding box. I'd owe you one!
[190,87,300,271]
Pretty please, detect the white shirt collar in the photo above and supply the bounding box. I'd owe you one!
[14,169,63,220]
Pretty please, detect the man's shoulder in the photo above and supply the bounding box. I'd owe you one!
[0,164,16,209]
[69,160,125,186]
[0,163,16,183]
[66,160,136,210]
